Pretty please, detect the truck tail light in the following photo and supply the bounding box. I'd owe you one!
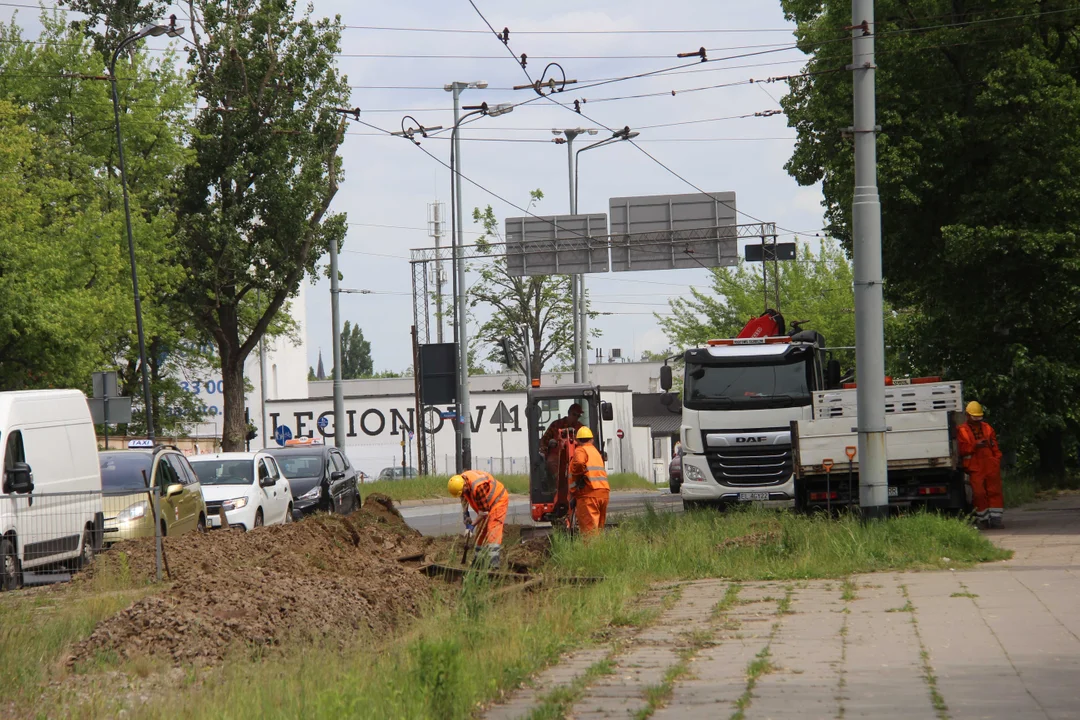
[917,486,948,496]
[809,491,839,501]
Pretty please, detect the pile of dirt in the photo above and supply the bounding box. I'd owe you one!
[71,494,437,667]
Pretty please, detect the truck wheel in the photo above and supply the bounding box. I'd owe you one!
[0,537,21,591]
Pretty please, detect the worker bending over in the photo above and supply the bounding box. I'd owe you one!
[448,470,510,568]
[569,427,610,536]
[957,401,1004,529]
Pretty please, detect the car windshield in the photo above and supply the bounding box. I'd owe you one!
[99,453,153,491]
[189,460,254,486]
[275,454,323,479]
[684,355,813,411]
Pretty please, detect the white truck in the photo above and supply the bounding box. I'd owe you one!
[661,312,970,514]
[792,381,969,513]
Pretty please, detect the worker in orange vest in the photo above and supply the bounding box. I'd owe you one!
[957,401,1004,529]
[569,426,610,536]
[448,470,510,568]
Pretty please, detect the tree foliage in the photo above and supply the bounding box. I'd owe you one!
[660,241,862,368]
[469,191,597,379]
[176,0,349,450]
[339,321,373,379]
[781,0,1080,475]
[0,15,207,434]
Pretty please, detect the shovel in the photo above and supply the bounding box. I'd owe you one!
[461,513,490,566]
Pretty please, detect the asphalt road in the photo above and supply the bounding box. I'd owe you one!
[398,491,682,537]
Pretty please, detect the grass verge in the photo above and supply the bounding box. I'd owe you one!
[526,656,616,720]
[550,505,1011,581]
[46,505,1007,717]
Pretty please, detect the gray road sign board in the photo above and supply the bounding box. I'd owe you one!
[504,213,609,277]
[609,192,739,272]
[92,370,119,399]
[88,396,133,425]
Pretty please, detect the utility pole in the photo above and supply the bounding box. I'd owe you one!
[428,202,447,343]
[851,0,888,519]
[328,236,346,451]
[257,289,268,449]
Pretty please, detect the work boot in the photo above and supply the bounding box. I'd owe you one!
[989,516,1004,530]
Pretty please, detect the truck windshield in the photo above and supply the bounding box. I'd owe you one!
[684,356,812,410]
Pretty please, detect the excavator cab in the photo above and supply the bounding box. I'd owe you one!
[526,383,613,523]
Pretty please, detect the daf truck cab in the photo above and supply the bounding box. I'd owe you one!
[661,312,840,511]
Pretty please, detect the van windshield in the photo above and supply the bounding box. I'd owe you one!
[99,453,153,491]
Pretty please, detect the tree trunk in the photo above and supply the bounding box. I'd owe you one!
[1035,428,1066,484]
[220,353,247,451]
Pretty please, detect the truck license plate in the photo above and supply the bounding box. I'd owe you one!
[738,492,770,502]
[888,487,899,497]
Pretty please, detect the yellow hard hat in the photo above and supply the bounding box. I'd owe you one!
[966,401,984,418]
[576,426,594,441]
[448,475,465,497]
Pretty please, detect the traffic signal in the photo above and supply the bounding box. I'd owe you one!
[498,337,514,368]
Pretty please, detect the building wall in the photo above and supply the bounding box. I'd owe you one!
[265,387,648,480]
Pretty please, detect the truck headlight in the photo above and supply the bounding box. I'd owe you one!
[116,501,148,523]
[684,463,707,483]
[222,497,249,512]
[300,485,322,501]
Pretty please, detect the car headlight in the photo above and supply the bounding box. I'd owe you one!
[222,496,249,512]
[683,462,707,483]
[300,485,322,501]
[117,501,149,523]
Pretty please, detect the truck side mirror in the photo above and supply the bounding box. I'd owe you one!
[660,364,673,391]
[600,401,614,422]
[4,462,33,494]
[826,359,842,389]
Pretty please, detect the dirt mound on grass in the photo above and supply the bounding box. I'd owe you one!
[71,494,437,667]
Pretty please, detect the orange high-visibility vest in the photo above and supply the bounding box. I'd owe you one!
[462,470,508,513]
[569,443,610,499]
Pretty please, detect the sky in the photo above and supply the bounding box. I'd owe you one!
[5,0,830,375]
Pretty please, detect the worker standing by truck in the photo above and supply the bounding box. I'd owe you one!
[448,470,510,568]
[957,401,1004,529]
[569,427,610,536]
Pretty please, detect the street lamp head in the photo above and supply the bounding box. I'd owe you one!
[445,80,489,92]
[486,103,513,117]
[585,128,599,135]
[140,24,169,37]
[625,131,640,140]
[470,81,489,89]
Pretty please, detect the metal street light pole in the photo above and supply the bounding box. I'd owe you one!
[445,82,513,472]
[573,127,639,383]
[553,128,598,383]
[108,16,183,584]
[851,0,888,519]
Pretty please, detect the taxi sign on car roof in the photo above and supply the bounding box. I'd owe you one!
[127,439,154,449]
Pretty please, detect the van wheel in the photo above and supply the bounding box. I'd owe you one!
[197,514,207,533]
[284,504,293,523]
[160,520,168,538]
[76,526,95,570]
[254,509,264,528]
[0,537,21,592]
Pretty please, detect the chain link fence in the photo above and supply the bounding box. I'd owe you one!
[0,489,173,589]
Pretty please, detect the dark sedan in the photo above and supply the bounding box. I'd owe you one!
[266,445,360,517]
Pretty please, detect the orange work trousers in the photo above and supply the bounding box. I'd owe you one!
[574,492,609,537]
[970,469,1004,514]
[475,494,509,549]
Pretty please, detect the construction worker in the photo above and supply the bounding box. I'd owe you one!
[541,403,585,449]
[957,401,1004,529]
[569,426,610,536]
[448,470,510,568]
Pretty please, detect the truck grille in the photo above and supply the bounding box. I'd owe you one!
[705,445,793,486]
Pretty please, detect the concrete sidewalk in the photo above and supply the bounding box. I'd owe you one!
[484,495,1080,719]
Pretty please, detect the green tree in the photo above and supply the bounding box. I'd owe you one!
[58,0,171,57]
[175,0,349,451]
[469,190,597,380]
[339,321,373,379]
[781,0,1080,477]
[0,15,204,434]
[660,241,860,367]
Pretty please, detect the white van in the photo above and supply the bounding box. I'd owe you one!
[0,390,104,590]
